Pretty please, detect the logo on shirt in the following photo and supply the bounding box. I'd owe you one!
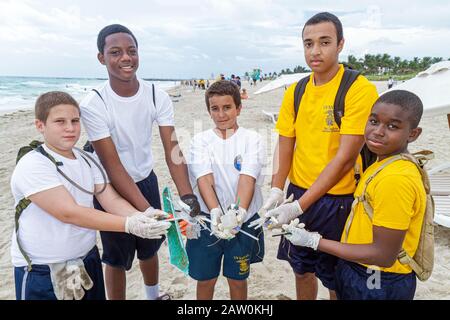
[323,105,339,132]
[234,155,242,171]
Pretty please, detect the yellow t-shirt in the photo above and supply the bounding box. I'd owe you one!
[341,157,427,273]
[275,64,379,194]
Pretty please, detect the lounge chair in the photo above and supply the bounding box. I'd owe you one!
[262,110,278,124]
[429,163,450,227]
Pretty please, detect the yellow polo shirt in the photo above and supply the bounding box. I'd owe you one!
[341,157,426,273]
[275,64,379,194]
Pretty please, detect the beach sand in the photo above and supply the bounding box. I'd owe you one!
[0,80,449,300]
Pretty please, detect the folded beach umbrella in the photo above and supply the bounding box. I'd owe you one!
[383,61,450,117]
[254,72,310,95]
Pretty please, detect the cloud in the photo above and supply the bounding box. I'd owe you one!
[0,0,449,78]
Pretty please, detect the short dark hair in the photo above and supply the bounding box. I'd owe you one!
[205,80,241,111]
[377,90,423,128]
[35,91,80,123]
[302,12,343,43]
[97,24,138,54]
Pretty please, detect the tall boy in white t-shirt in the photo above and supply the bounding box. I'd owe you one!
[80,24,200,300]
[11,91,170,300]
[186,80,266,300]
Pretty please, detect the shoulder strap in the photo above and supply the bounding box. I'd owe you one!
[152,84,156,107]
[92,88,106,108]
[333,69,360,127]
[343,154,403,243]
[293,75,310,122]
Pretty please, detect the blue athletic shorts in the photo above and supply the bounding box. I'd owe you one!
[95,171,165,271]
[335,259,417,300]
[186,213,265,281]
[277,183,353,290]
[14,246,105,300]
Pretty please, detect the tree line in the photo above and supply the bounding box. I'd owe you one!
[273,54,449,77]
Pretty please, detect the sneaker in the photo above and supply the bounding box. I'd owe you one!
[156,293,171,300]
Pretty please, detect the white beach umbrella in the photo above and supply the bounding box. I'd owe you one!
[254,72,310,95]
[383,61,450,116]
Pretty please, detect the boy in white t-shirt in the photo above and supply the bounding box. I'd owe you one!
[80,24,200,300]
[11,91,170,300]
[186,80,266,300]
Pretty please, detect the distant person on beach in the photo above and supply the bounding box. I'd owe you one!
[283,90,427,300]
[186,80,266,300]
[80,24,200,300]
[240,88,248,100]
[11,91,170,300]
[388,77,394,89]
[251,12,378,300]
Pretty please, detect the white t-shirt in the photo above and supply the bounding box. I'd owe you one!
[80,78,175,182]
[10,145,105,267]
[188,127,266,222]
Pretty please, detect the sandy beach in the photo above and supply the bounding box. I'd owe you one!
[0,80,449,300]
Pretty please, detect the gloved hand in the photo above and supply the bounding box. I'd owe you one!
[227,206,247,235]
[282,219,322,250]
[180,193,201,217]
[235,207,247,226]
[210,207,235,240]
[142,207,169,220]
[266,199,303,227]
[49,259,93,300]
[125,213,171,239]
[248,187,285,229]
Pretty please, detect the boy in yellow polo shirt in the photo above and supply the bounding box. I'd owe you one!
[283,90,426,300]
[252,12,378,299]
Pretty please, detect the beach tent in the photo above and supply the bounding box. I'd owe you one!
[383,61,450,116]
[254,72,310,95]
[383,61,450,228]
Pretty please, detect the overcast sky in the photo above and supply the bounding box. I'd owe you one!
[1,0,450,79]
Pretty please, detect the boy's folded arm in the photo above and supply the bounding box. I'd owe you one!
[197,174,219,211]
[28,185,126,232]
[159,125,193,197]
[298,134,364,212]
[318,226,407,267]
[95,183,138,217]
[236,174,256,210]
[92,137,150,211]
[271,135,295,190]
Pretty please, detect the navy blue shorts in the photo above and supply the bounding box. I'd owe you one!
[335,259,416,300]
[14,246,105,300]
[186,213,265,281]
[95,171,165,271]
[277,183,353,290]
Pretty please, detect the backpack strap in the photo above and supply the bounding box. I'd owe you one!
[342,154,402,243]
[293,75,311,122]
[152,83,156,107]
[15,198,32,271]
[333,69,360,127]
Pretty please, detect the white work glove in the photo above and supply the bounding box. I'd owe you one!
[282,219,322,250]
[142,207,169,220]
[49,259,93,300]
[261,187,285,213]
[266,199,303,228]
[249,187,285,229]
[125,213,171,239]
[228,206,247,235]
[210,207,234,240]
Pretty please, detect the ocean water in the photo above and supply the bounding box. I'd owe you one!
[0,76,179,114]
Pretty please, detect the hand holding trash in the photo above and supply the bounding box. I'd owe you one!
[125,212,171,239]
[282,218,322,250]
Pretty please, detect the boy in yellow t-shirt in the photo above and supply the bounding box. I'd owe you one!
[282,90,426,300]
[251,12,378,299]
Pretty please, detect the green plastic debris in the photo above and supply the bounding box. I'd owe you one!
[162,187,189,274]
